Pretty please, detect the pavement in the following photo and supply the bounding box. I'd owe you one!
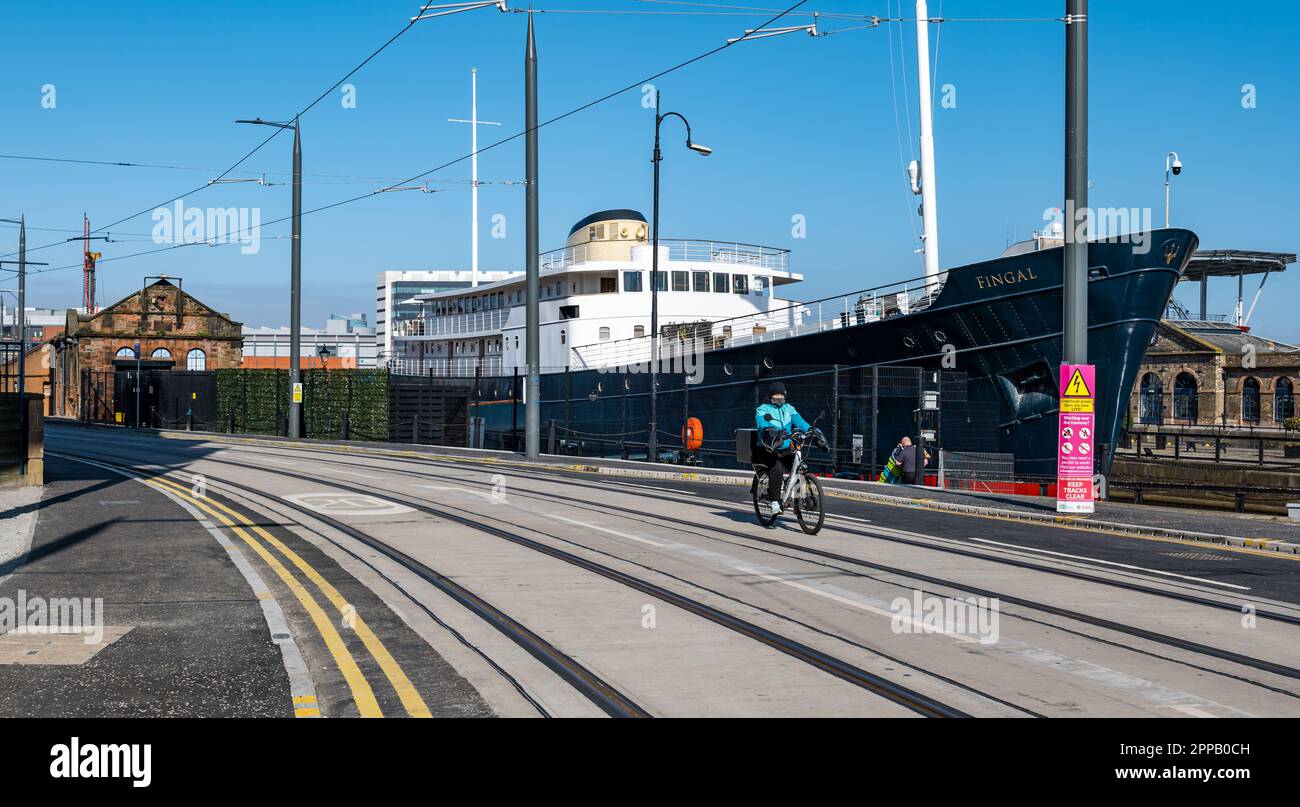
[0,452,492,718]
[26,423,1300,718]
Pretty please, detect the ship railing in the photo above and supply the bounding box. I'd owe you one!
[570,274,943,371]
[391,308,509,339]
[540,239,790,273]
[388,355,504,378]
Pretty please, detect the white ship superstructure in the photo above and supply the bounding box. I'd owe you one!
[390,209,803,376]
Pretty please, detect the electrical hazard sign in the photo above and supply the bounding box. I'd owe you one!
[1057,364,1096,514]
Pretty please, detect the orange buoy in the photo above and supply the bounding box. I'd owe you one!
[682,417,703,451]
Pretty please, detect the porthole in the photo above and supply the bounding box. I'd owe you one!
[933,330,947,343]
[903,336,917,349]
[723,364,733,376]
[762,357,774,369]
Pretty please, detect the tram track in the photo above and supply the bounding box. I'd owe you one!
[120,436,1300,693]
[50,443,980,719]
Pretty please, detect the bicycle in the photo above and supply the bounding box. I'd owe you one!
[750,418,828,535]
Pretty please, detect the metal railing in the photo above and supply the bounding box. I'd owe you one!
[539,238,790,273]
[391,308,509,339]
[388,355,504,378]
[570,275,943,370]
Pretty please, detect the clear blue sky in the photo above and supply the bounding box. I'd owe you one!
[2,1,1297,339]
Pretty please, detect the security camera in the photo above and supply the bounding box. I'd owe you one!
[1171,158,1182,175]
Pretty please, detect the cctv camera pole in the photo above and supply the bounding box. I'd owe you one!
[914,0,941,285]
[1063,0,1088,366]
[524,13,541,458]
[1164,151,1181,229]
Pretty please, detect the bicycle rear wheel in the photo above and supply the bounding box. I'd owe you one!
[794,473,825,535]
[751,471,778,526]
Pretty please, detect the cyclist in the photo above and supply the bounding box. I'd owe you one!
[755,381,810,516]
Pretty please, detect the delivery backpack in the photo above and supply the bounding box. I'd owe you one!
[878,444,904,484]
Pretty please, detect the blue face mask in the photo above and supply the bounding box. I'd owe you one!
[771,395,785,406]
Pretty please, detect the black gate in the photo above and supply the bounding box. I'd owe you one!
[389,374,470,446]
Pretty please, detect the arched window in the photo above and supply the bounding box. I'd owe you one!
[1173,372,1198,421]
[1242,377,1261,423]
[1275,377,1295,422]
[559,330,566,345]
[186,348,206,371]
[1139,373,1163,425]
[151,348,172,359]
[115,347,135,359]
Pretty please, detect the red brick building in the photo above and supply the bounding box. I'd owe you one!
[53,278,242,419]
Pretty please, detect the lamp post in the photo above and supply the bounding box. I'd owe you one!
[1164,151,1182,228]
[647,90,711,463]
[237,117,302,438]
[0,218,47,477]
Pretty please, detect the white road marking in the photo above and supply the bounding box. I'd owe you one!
[411,484,504,504]
[1168,704,1219,718]
[544,513,670,548]
[282,491,414,517]
[732,565,983,644]
[960,537,1250,591]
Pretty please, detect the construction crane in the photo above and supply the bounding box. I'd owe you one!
[81,214,105,314]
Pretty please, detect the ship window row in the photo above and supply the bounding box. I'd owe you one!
[430,271,771,317]
[623,270,767,296]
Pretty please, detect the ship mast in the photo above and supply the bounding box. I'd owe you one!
[913,0,941,284]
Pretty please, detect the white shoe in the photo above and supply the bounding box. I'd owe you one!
[769,501,783,516]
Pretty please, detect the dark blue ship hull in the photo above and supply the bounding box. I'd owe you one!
[468,229,1197,479]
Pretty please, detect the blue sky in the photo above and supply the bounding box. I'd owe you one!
[2,1,1297,340]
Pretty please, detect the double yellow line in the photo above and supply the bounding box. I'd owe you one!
[147,474,432,718]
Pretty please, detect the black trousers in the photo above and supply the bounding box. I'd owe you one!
[765,453,793,504]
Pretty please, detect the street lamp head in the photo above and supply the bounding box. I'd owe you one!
[688,142,713,157]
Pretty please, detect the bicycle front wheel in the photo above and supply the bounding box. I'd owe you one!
[794,473,825,535]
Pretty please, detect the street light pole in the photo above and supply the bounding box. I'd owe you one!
[648,91,711,463]
[524,13,541,458]
[237,117,302,438]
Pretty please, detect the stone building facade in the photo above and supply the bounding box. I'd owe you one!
[53,278,242,418]
[1128,320,1298,433]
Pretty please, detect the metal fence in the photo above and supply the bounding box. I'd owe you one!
[1119,429,1300,467]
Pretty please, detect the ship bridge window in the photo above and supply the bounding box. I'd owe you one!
[559,305,580,320]
[589,223,605,241]
[693,271,709,292]
[732,274,749,294]
[652,271,667,292]
[671,271,689,292]
[600,277,617,294]
[623,271,643,292]
[754,276,770,296]
[712,273,729,293]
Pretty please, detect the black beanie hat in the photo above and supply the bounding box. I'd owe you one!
[768,381,786,396]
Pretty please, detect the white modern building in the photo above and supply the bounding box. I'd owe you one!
[376,269,521,367]
[242,313,379,369]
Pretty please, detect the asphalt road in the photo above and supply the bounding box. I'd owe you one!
[37,424,1300,718]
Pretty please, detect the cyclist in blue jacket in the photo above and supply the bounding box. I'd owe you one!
[755,381,810,516]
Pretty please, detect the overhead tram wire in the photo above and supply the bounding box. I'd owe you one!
[1,9,434,263]
[18,0,817,279]
[13,4,1064,279]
